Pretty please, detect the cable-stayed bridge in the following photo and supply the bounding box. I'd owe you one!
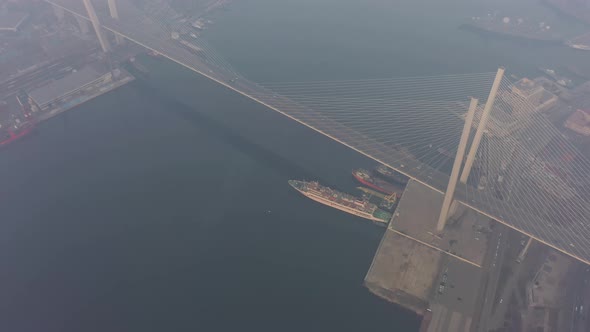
[47,0,590,265]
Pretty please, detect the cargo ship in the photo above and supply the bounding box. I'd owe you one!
[288,180,391,224]
[375,165,409,185]
[352,169,403,196]
[0,121,34,147]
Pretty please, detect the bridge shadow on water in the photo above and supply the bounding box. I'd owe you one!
[126,62,375,191]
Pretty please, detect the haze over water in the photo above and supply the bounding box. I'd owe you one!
[0,0,587,331]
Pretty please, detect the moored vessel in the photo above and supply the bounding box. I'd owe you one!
[288,180,391,225]
[374,165,409,185]
[0,121,34,147]
[352,168,403,196]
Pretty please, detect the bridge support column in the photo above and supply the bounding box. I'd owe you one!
[53,5,65,21]
[436,98,478,232]
[82,0,111,53]
[517,237,534,263]
[459,67,505,184]
[107,0,125,45]
[75,15,90,35]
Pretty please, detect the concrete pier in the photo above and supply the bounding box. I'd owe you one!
[365,180,495,331]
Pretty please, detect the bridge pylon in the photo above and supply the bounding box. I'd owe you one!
[53,5,65,21]
[82,0,111,53]
[459,67,505,184]
[75,15,90,34]
[436,97,478,232]
[107,0,125,45]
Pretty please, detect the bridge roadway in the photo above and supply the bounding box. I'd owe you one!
[45,0,590,265]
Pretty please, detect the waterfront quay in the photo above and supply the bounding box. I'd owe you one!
[0,51,135,146]
[365,179,522,332]
[0,2,144,146]
[28,64,134,122]
[364,178,590,331]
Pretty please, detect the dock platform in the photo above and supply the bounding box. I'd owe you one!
[365,180,494,331]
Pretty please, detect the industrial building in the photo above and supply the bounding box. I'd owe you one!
[511,77,558,113]
[28,67,108,112]
[564,109,590,137]
[27,66,134,119]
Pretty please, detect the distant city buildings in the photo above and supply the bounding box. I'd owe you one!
[564,109,590,137]
[511,77,558,113]
[477,77,559,139]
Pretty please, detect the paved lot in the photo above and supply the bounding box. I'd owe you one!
[391,180,491,266]
[426,254,484,332]
[365,230,442,315]
[428,303,473,332]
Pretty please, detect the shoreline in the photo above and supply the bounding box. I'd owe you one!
[539,0,590,27]
[459,23,564,45]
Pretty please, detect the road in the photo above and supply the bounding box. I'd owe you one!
[485,233,531,330]
[473,224,508,332]
[569,267,590,332]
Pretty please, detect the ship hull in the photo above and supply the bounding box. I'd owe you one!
[569,44,590,51]
[0,123,34,147]
[290,183,386,224]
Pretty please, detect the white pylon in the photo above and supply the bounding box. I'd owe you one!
[107,0,125,45]
[82,0,111,53]
[460,67,505,184]
[53,5,65,21]
[436,97,479,232]
[75,15,90,34]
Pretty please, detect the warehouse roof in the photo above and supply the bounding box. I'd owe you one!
[28,67,104,107]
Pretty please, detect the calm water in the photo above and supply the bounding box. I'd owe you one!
[0,0,588,330]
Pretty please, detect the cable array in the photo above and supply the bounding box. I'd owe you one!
[48,0,590,263]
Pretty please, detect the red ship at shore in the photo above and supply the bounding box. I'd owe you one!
[352,169,404,196]
[0,121,34,147]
